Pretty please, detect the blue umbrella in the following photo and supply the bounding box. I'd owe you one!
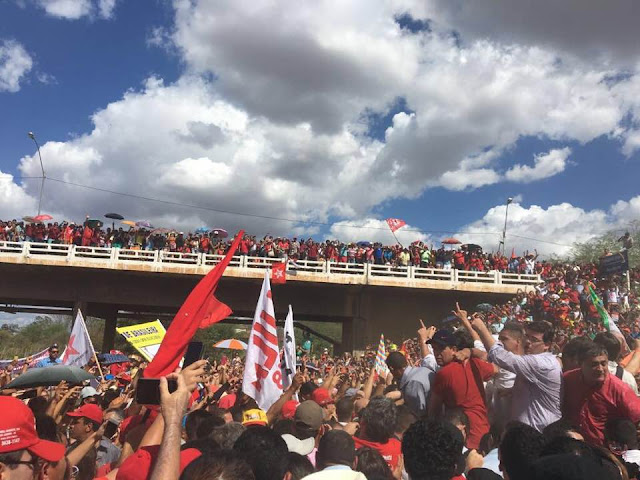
[195,227,209,234]
[357,241,371,247]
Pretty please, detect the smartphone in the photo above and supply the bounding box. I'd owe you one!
[19,389,38,400]
[135,378,178,405]
[104,419,119,439]
[183,341,204,368]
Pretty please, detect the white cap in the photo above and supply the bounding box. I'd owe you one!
[80,386,98,399]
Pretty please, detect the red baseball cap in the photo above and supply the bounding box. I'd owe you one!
[0,397,65,462]
[67,403,104,425]
[116,445,201,480]
[217,393,236,410]
[310,388,334,407]
[281,400,299,419]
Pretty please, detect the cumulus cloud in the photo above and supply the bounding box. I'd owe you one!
[505,147,571,183]
[457,196,639,257]
[26,0,117,19]
[3,0,640,247]
[0,170,37,217]
[0,40,33,92]
[420,0,640,65]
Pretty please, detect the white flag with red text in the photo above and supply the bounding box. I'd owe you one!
[243,271,283,410]
[62,310,96,367]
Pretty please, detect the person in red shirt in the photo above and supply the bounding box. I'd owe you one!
[353,397,402,473]
[562,342,640,446]
[428,329,495,449]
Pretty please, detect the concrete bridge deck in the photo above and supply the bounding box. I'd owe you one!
[0,242,541,351]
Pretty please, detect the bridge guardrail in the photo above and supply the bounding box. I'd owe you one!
[0,241,542,287]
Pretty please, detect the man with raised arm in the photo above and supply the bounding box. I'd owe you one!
[471,316,561,432]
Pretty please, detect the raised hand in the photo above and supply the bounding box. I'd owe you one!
[417,319,436,342]
[452,302,468,322]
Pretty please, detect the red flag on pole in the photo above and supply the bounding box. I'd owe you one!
[386,218,406,233]
[144,230,244,378]
[271,262,286,284]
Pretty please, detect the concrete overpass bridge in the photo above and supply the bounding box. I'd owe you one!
[0,242,541,352]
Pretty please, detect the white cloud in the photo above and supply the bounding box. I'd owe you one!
[438,168,501,191]
[457,196,640,257]
[0,170,37,218]
[328,218,433,246]
[0,40,33,92]
[505,147,571,183]
[3,0,640,246]
[27,0,117,19]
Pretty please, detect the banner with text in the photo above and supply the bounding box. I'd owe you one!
[116,320,167,361]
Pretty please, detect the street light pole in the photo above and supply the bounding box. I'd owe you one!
[28,132,46,216]
[501,197,513,255]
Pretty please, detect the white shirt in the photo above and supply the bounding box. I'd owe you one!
[608,361,639,396]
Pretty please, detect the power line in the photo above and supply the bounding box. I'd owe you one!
[18,175,603,248]
[31,175,502,235]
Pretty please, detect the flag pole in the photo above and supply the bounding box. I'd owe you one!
[390,230,403,248]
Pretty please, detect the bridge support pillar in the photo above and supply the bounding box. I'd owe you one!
[101,307,118,352]
[71,301,87,327]
[336,317,354,355]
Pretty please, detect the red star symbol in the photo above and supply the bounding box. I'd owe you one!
[62,335,79,363]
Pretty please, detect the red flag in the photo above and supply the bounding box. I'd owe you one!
[386,218,406,233]
[511,248,517,259]
[271,262,286,284]
[144,230,244,378]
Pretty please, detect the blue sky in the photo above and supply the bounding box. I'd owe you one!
[1,0,639,256]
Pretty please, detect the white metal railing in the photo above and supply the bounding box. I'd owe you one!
[0,241,542,287]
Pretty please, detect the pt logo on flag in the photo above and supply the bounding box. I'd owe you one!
[386,218,407,233]
[63,310,96,368]
[271,262,286,284]
[243,272,283,410]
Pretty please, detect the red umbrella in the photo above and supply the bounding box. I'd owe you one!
[34,214,53,222]
[442,238,461,245]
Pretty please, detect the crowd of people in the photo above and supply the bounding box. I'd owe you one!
[2,216,561,274]
[1,217,640,479]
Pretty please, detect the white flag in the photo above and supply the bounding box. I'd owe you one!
[62,310,96,368]
[281,305,297,391]
[243,271,283,410]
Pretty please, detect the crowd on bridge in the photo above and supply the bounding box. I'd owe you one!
[2,216,563,275]
[1,216,640,479]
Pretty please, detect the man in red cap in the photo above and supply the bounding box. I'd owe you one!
[67,404,118,468]
[310,388,336,421]
[0,396,69,480]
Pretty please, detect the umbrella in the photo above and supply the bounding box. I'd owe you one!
[122,220,136,227]
[195,227,210,234]
[22,216,36,223]
[357,241,371,247]
[476,303,494,313]
[3,365,95,389]
[136,221,153,229]
[86,219,103,229]
[97,353,130,365]
[34,214,53,222]
[105,213,124,230]
[442,238,461,245]
[462,243,483,252]
[211,228,228,238]
[213,339,248,350]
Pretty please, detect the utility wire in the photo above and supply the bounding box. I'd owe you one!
[19,175,612,248]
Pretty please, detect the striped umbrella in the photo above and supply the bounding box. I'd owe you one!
[212,339,248,350]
